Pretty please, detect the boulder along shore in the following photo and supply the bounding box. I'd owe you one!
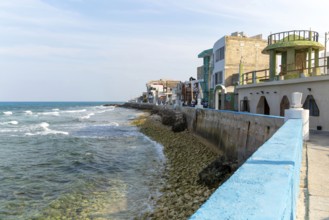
[132,112,222,219]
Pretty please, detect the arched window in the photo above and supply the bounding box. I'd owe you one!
[303,95,319,116]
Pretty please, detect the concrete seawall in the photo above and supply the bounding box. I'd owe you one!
[181,107,284,164]
[122,103,284,164]
[190,119,303,219]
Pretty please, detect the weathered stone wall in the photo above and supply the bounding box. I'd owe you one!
[121,103,284,164]
[181,107,284,164]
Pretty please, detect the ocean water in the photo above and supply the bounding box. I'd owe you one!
[0,102,165,219]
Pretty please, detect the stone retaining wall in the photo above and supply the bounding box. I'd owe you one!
[121,103,284,164]
[190,119,303,219]
[181,107,284,164]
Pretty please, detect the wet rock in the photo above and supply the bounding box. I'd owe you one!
[149,114,162,122]
[171,112,186,132]
[150,107,159,115]
[198,156,238,189]
[157,109,187,132]
[161,110,176,126]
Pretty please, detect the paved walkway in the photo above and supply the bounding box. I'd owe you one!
[298,131,329,220]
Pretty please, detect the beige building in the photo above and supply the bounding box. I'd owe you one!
[212,32,269,88]
[211,32,269,109]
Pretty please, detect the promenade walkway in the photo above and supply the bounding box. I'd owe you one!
[298,131,329,220]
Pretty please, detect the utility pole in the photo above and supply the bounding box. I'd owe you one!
[325,32,328,74]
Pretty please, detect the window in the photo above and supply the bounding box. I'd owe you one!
[220,46,225,60]
[240,97,250,112]
[215,46,225,62]
[303,95,320,116]
[214,71,223,85]
[215,49,220,62]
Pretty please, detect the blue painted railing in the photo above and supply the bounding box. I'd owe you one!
[190,119,303,220]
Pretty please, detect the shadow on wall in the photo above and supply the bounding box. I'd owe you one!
[181,107,284,165]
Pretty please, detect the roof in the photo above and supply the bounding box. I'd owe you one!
[198,49,213,58]
[262,40,324,54]
[262,31,324,54]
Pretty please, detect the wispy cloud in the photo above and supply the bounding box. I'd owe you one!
[1,0,329,101]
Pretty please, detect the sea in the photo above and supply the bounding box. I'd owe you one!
[0,102,165,220]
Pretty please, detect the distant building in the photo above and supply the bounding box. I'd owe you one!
[146,79,180,105]
[197,49,213,107]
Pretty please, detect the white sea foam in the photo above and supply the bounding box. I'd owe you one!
[80,113,95,120]
[96,106,115,114]
[24,122,68,136]
[38,112,60,116]
[109,122,119,126]
[40,122,50,129]
[63,109,86,113]
[142,135,166,163]
[25,110,33,115]
[0,121,19,125]
[52,108,60,111]
[3,111,13,115]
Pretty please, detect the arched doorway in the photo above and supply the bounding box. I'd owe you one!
[280,95,290,116]
[303,95,320,116]
[214,84,226,110]
[256,96,270,115]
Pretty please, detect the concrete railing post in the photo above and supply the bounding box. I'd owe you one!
[284,92,309,141]
[252,71,256,84]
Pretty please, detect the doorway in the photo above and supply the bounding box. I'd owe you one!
[280,95,290,116]
[256,96,270,115]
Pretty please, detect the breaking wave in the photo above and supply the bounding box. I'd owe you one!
[25,122,69,136]
[3,111,13,115]
[0,121,19,125]
[38,112,60,116]
[25,110,33,115]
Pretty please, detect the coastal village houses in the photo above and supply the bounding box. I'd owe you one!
[145,79,180,105]
[138,30,329,131]
[197,32,269,109]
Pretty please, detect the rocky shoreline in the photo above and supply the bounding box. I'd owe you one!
[132,112,222,219]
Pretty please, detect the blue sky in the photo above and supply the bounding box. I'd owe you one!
[0,0,328,101]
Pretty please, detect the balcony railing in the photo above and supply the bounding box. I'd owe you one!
[240,56,329,85]
[268,30,319,45]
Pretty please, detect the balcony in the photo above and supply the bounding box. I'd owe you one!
[267,30,319,45]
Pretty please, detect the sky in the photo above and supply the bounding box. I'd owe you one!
[1,0,329,101]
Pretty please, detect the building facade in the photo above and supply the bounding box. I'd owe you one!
[236,30,329,131]
[146,79,180,105]
[210,32,269,109]
[197,49,213,107]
